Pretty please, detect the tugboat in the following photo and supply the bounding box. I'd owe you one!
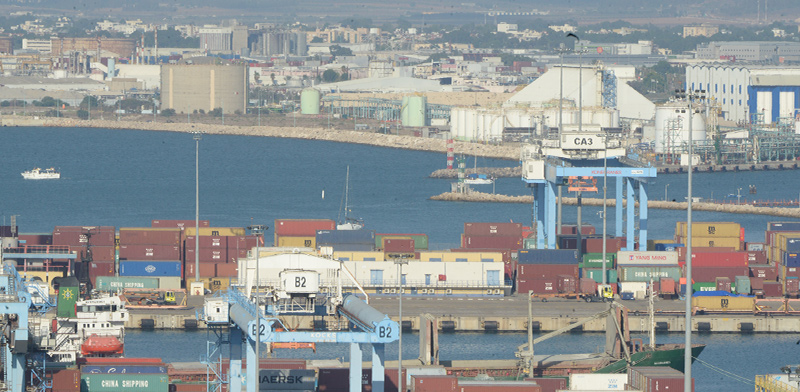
[21,167,60,180]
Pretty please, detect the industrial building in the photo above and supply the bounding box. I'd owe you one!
[160,61,248,114]
[251,30,307,57]
[695,41,800,62]
[50,37,136,58]
[686,64,800,123]
[199,27,233,52]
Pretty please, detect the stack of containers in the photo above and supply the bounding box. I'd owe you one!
[516,249,579,294]
[316,230,375,252]
[616,251,680,299]
[78,357,168,392]
[119,227,183,289]
[184,227,250,283]
[775,232,800,297]
[452,248,514,280]
[689,251,749,293]
[52,226,116,287]
[580,253,617,284]
[274,219,335,248]
[151,219,210,229]
[627,366,693,391]
[763,222,800,297]
[376,233,429,251]
[462,222,523,250]
[675,221,743,251]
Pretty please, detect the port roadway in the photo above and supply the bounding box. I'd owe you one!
[126,295,800,334]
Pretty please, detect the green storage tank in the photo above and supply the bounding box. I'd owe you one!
[300,88,321,115]
[81,373,169,392]
[401,95,427,127]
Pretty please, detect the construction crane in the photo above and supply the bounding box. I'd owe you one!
[199,252,400,392]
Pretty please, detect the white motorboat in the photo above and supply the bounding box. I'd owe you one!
[21,167,60,180]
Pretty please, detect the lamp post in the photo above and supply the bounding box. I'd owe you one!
[556,42,566,237]
[665,184,670,202]
[248,224,268,363]
[394,257,409,392]
[568,32,584,256]
[676,88,705,391]
[193,128,202,283]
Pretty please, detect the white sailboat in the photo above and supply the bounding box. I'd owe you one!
[337,166,364,230]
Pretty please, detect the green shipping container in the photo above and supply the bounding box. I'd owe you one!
[375,234,428,250]
[581,253,615,268]
[95,277,160,291]
[81,373,168,392]
[618,266,681,282]
[735,276,751,295]
[582,268,618,283]
[523,238,536,249]
[692,282,717,292]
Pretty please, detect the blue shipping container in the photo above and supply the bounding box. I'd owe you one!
[654,243,684,251]
[518,249,579,264]
[316,230,375,246]
[783,253,800,268]
[81,365,167,374]
[119,261,182,277]
[330,244,375,252]
[787,238,800,253]
[768,222,800,232]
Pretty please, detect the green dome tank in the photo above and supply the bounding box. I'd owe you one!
[402,95,427,127]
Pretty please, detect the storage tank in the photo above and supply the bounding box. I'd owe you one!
[400,96,410,125]
[402,96,427,127]
[107,58,115,78]
[653,103,706,154]
[300,88,321,115]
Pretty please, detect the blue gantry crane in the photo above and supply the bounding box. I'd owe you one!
[199,252,399,392]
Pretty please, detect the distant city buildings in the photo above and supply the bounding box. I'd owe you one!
[696,41,800,62]
[683,24,719,38]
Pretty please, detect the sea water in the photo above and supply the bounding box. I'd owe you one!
[2,126,798,390]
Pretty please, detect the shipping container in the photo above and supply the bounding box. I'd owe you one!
[654,243,683,252]
[412,375,458,392]
[690,266,750,282]
[746,242,766,251]
[518,264,579,279]
[518,249,579,265]
[692,295,755,312]
[95,277,160,291]
[628,367,693,392]
[274,219,335,237]
[185,277,233,293]
[316,230,375,246]
[516,278,558,294]
[119,228,182,246]
[53,230,116,247]
[184,262,216,278]
[151,219,210,228]
[579,278,597,294]
[384,238,415,253]
[768,222,800,232]
[764,281,783,297]
[458,381,542,392]
[119,245,181,261]
[580,268,618,284]
[690,252,748,268]
[275,236,315,248]
[659,278,676,296]
[183,236,228,249]
[184,227,246,237]
[581,253,615,269]
[556,275,577,294]
[78,246,116,262]
[524,377,567,392]
[676,222,741,238]
[584,237,626,254]
[617,266,681,282]
[87,261,115,287]
[52,368,80,392]
[744,250,768,265]
[156,277,181,290]
[675,236,742,250]
[464,222,523,237]
[785,277,800,296]
[560,224,596,235]
[735,276,751,295]
[377,234,429,250]
[184,248,228,263]
[119,261,181,277]
[463,235,522,250]
[692,282,717,292]
[18,233,53,245]
[617,251,678,266]
[80,373,169,392]
[215,262,238,277]
[569,373,627,390]
[80,365,167,374]
[715,277,732,292]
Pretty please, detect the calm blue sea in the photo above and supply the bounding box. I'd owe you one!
[2,126,798,391]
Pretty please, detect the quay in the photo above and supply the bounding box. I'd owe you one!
[124,296,800,334]
[430,191,800,218]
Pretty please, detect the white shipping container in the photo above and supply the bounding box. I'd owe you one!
[157,276,182,290]
[617,251,678,266]
[569,373,627,390]
[619,281,647,294]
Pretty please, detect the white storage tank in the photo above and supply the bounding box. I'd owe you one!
[300,88,321,115]
[653,103,706,154]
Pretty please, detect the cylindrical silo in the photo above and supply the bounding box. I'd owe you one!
[402,96,427,127]
[300,88,321,115]
[653,103,707,154]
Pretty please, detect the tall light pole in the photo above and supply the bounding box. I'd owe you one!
[395,257,408,392]
[556,42,566,237]
[665,184,670,202]
[249,224,267,364]
[568,32,584,257]
[677,88,704,390]
[193,128,202,283]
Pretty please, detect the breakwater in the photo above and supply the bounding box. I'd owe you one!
[430,191,800,218]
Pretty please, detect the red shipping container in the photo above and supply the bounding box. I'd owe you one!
[274,219,335,236]
[459,383,541,392]
[88,261,115,287]
[524,378,566,392]
[185,262,217,278]
[464,222,523,237]
[172,384,207,392]
[517,278,558,294]
[119,244,181,261]
[517,264,579,279]
[677,246,735,261]
[556,275,577,294]
[18,234,52,245]
[412,375,458,392]
[715,277,732,292]
[579,278,597,294]
[786,277,800,295]
[51,368,80,392]
[185,248,228,263]
[54,226,115,233]
[52,230,116,247]
[690,252,748,268]
[463,236,522,250]
[750,265,778,281]
[75,245,116,262]
[764,281,783,297]
[184,235,228,249]
[226,236,250,250]
[384,238,415,253]
[659,278,676,296]
[560,224,596,235]
[151,219,210,228]
[689,266,749,282]
[119,228,182,246]
[750,277,764,290]
[227,247,248,262]
[584,237,625,253]
[745,250,768,265]
[216,263,238,277]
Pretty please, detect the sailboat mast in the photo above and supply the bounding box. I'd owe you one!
[344,166,350,224]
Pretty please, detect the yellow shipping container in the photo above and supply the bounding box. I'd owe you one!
[647,239,675,251]
[184,227,246,237]
[333,251,385,262]
[775,232,800,252]
[276,236,316,248]
[676,235,742,250]
[185,277,234,293]
[676,222,741,238]
[691,296,755,312]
